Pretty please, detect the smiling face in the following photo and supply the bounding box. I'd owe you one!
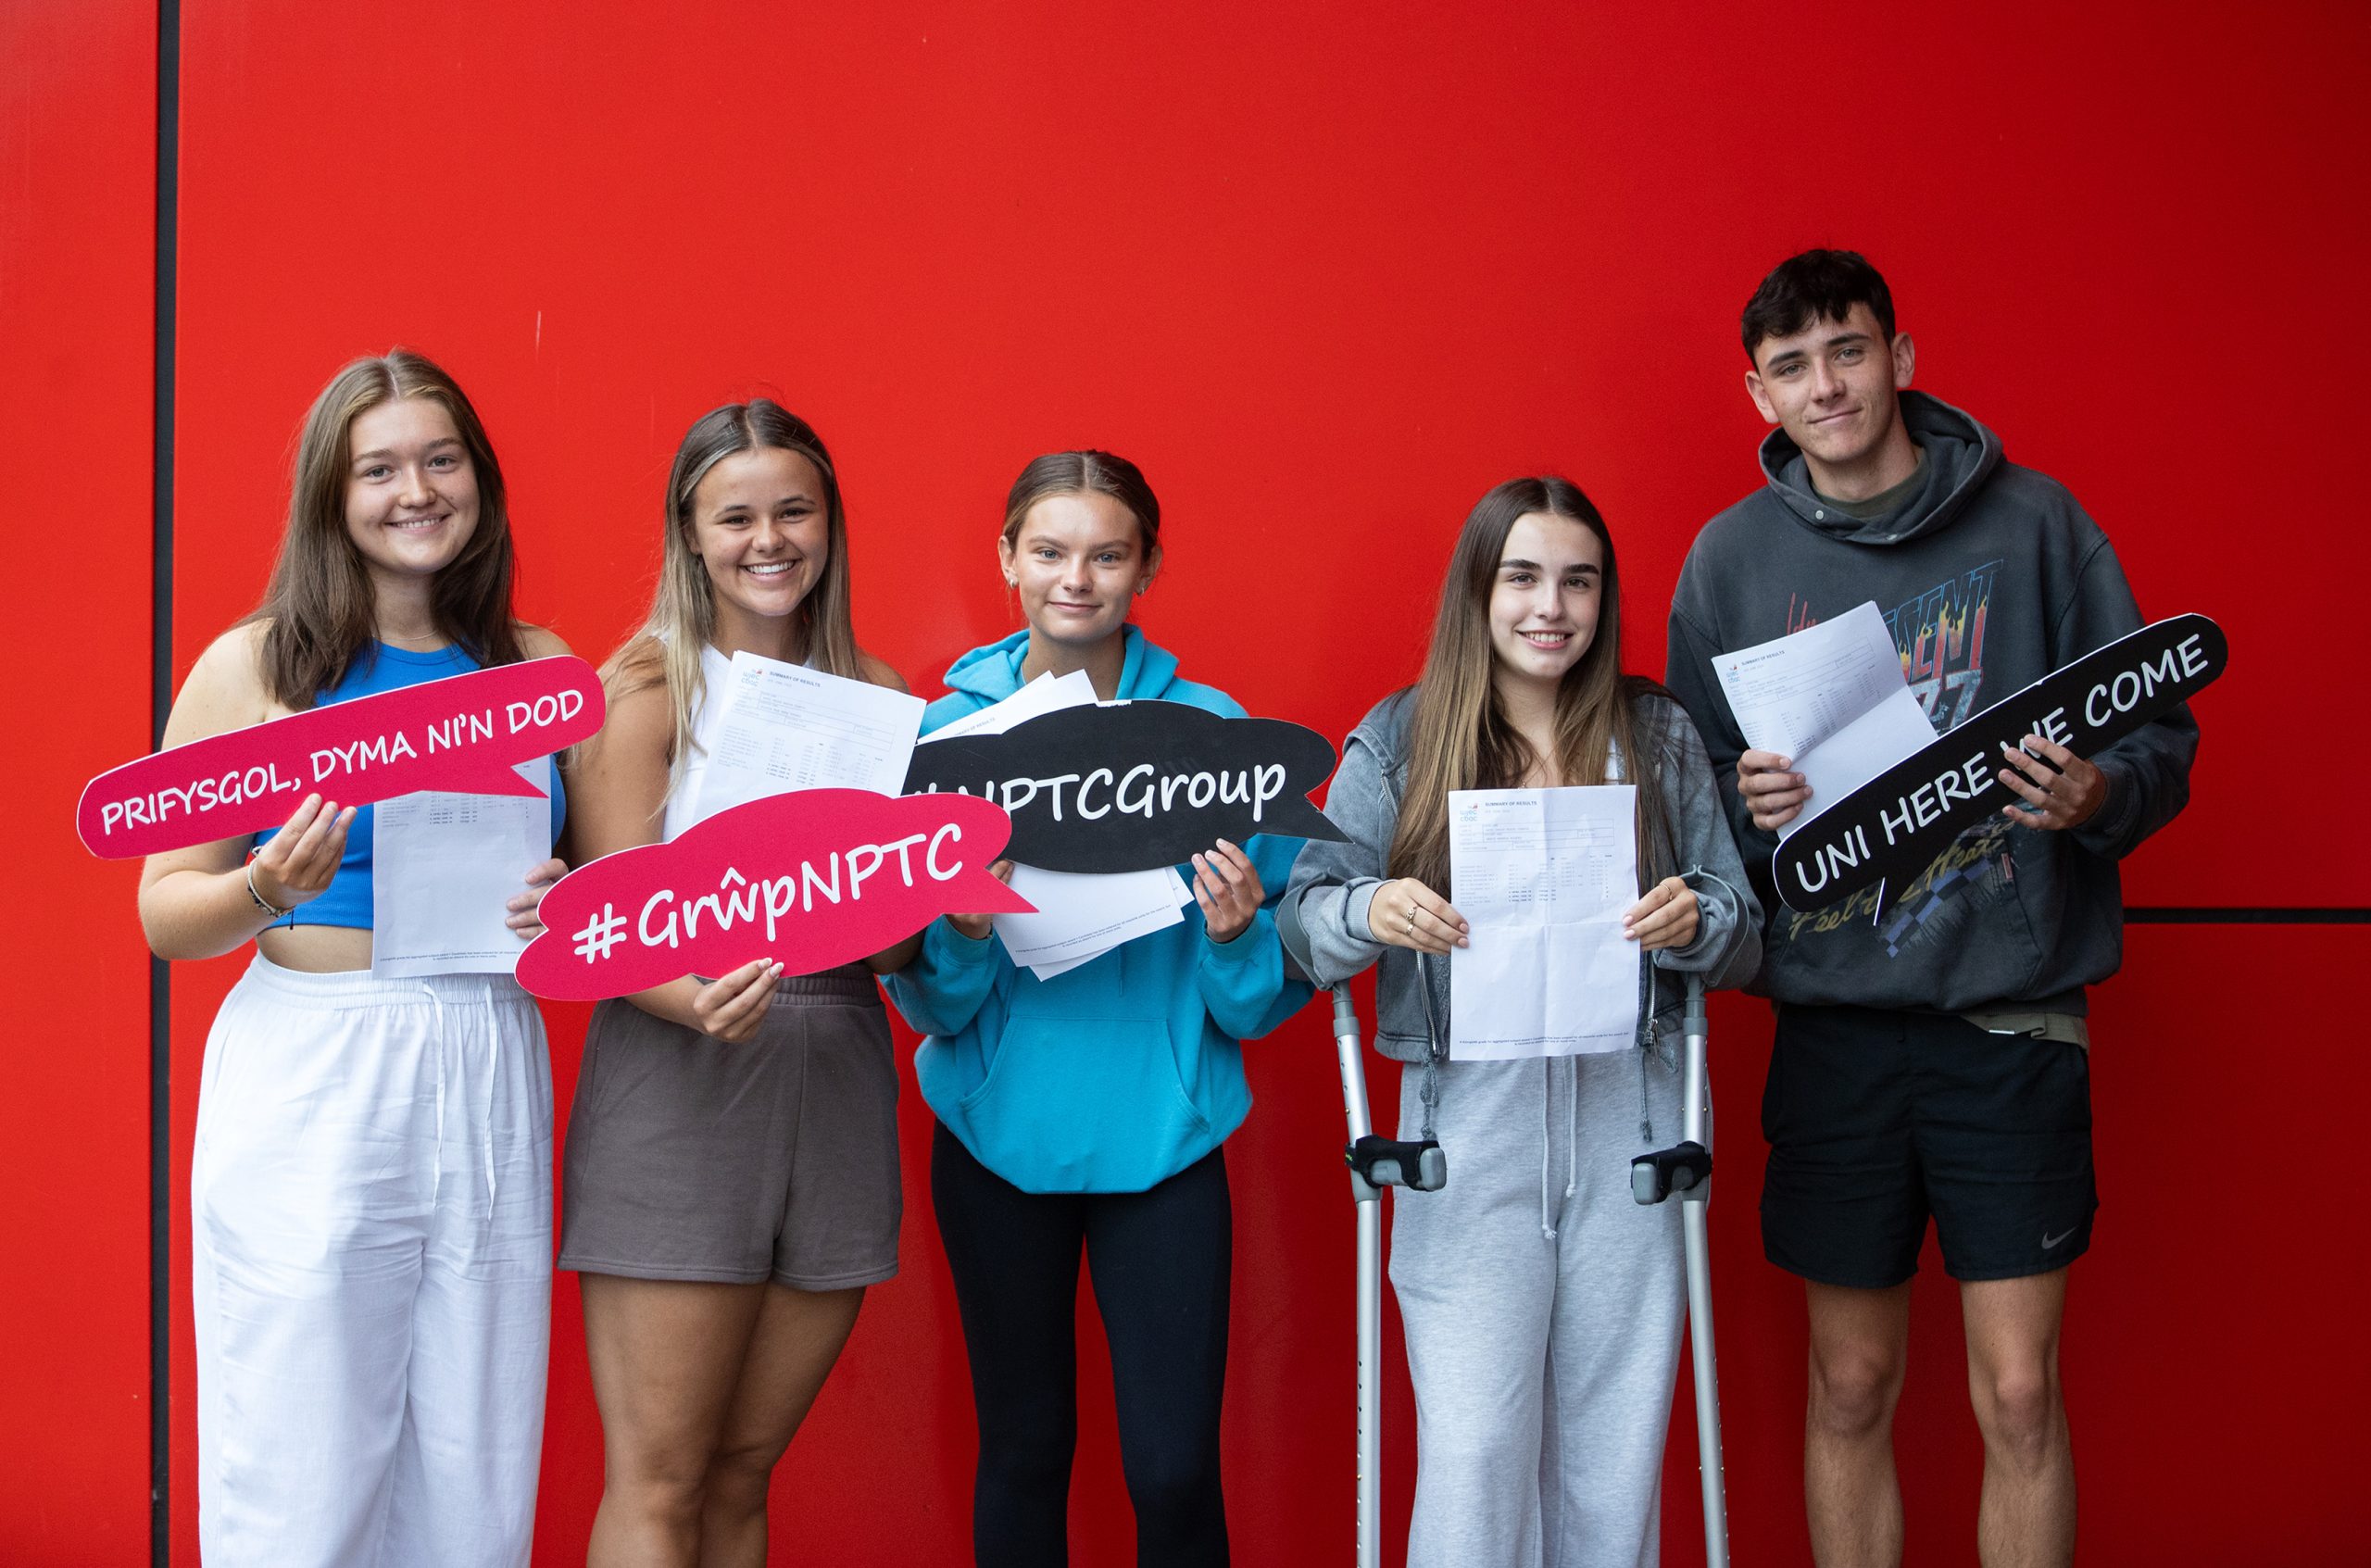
[1487,511,1605,696]
[1744,301,1916,481]
[342,398,481,586]
[998,490,1160,653]
[689,445,832,640]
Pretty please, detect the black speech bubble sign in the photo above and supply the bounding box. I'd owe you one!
[1774,613,2227,912]
[901,699,1348,873]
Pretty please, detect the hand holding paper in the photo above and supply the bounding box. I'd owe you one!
[1712,602,1934,838]
[1622,876,1699,951]
[1448,785,1640,1060]
[505,858,570,939]
[1771,613,2226,910]
[371,759,555,978]
[1366,877,1470,956]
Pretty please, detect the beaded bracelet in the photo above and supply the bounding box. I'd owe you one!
[245,861,291,921]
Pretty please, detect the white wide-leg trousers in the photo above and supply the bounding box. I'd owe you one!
[192,956,553,1568]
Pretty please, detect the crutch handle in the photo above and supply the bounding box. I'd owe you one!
[1630,1139,1712,1205]
[1349,1135,1446,1192]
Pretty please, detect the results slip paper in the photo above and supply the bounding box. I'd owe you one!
[1712,600,1934,839]
[371,759,551,978]
[1447,785,1640,1060]
[690,650,927,822]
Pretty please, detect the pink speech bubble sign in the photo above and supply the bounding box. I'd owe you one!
[76,655,606,859]
[516,788,1036,1001]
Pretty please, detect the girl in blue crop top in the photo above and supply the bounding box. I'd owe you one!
[249,640,567,931]
[137,350,572,1568]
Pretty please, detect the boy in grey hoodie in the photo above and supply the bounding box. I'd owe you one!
[1662,250,2198,1568]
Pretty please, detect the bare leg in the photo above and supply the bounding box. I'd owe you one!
[696,1284,866,1568]
[1962,1270,2074,1568]
[1804,1280,1912,1568]
[581,1274,766,1568]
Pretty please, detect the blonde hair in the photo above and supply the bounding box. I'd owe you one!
[615,400,869,785]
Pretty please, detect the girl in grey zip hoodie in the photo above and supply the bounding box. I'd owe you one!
[1285,480,1760,1568]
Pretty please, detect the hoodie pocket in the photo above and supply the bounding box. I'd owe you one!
[959,1017,1212,1191]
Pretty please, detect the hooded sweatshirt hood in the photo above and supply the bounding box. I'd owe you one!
[1757,390,2002,547]
[941,624,1186,706]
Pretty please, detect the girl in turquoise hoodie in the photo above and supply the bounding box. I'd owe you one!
[887,451,1308,1567]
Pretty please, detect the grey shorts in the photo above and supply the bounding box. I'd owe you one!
[558,968,902,1291]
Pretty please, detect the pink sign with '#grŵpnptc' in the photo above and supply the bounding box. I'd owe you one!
[76,655,606,859]
[515,788,1036,999]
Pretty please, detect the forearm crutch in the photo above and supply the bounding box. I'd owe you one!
[1277,897,1444,1568]
[1629,973,1730,1568]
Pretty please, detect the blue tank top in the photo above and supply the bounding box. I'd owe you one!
[257,641,568,931]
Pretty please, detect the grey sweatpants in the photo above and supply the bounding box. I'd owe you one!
[1390,1047,1687,1568]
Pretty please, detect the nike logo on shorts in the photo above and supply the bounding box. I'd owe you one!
[2041,1227,2076,1249]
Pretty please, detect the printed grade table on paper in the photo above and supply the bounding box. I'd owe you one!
[691,650,928,822]
[1447,784,1641,1060]
[371,760,553,978]
[1712,599,1935,841]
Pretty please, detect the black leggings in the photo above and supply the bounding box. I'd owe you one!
[931,1121,1232,1568]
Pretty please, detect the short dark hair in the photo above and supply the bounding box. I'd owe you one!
[1740,249,1897,363]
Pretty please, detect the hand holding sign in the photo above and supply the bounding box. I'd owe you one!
[1994,736,2108,831]
[516,789,1035,1001]
[947,859,1018,941]
[78,656,604,858]
[902,699,1347,874]
[1189,839,1264,943]
[247,793,359,913]
[1774,614,2226,911]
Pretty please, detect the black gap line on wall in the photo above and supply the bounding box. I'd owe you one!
[2124,907,2370,924]
[152,0,180,1561]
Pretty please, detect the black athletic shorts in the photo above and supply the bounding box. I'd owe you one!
[1760,1003,2098,1288]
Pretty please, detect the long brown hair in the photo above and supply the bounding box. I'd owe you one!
[251,349,526,708]
[1386,477,1672,894]
[618,400,868,779]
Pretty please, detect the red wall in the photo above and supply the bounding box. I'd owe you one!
[0,2,157,1562]
[9,0,2369,1562]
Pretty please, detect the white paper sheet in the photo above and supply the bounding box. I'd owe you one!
[689,650,926,823]
[1447,785,1641,1060]
[924,668,1097,742]
[997,865,1194,980]
[1711,601,1936,838]
[370,760,551,978]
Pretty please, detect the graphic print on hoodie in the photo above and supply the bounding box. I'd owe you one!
[1782,556,2012,958]
[1665,392,2198,1015]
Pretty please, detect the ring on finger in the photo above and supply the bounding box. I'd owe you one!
[1404,909,1417,935]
